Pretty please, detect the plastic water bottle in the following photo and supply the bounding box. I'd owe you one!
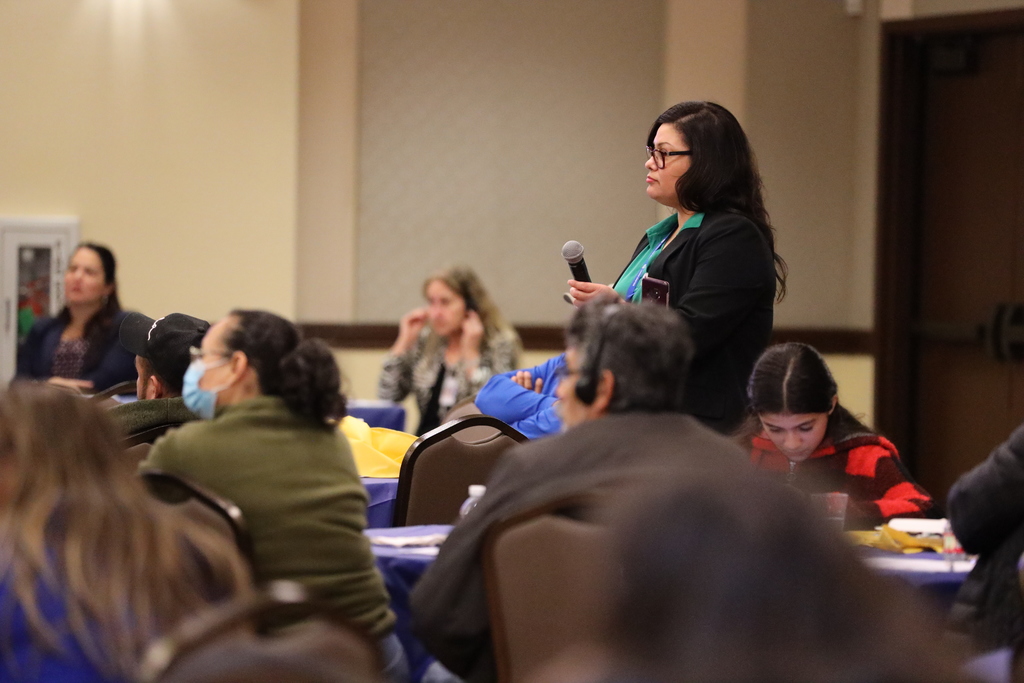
[458,485,486,520]
[943,519,964,570]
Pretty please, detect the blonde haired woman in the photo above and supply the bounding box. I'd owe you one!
[0,383,251,681]
[379,266,520,435]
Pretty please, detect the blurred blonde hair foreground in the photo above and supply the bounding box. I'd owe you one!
[0,383,252,679]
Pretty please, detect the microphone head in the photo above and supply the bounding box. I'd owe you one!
[561,240,585,264]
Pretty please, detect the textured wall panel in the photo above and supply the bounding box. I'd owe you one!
[358,0,664,324]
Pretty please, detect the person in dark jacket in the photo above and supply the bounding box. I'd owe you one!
[16,243,136,393]
[567,101,786,433]
[109,311,208,437]
[411,299,749,683]
[948,421,1024,651]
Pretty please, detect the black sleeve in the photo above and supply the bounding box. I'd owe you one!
[948,421,1024,554]
[16,318,50,379]
[673,215,775,361]
[81,332,138,392]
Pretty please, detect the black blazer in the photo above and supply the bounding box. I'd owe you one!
[619,211,776,432]
[15,310,137,392]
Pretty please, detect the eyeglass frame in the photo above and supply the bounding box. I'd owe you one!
[554,364,581,381]
[645,146,692,170]
[189,346,230,365]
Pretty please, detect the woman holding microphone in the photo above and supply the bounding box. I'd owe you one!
[569,101,786,433]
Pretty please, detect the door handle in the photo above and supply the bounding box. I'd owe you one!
[985,303,1024,362]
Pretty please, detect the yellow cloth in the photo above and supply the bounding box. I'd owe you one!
[847,525,944,554]
[341,416,416,478]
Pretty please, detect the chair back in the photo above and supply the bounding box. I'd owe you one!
[141,469,255,566]
[443,397,481,421]
[483,495,612,683]
[125,421,185,447]
[392,415,526,526]
[125,442,152,467]
[90,380,137,402]
[443,399,504,443]
[141,581,382,683]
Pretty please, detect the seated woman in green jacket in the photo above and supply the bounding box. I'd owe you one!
[142,309,406,683]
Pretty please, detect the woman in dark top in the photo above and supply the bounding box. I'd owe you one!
[16,242,136,392]
[569,102,786,433]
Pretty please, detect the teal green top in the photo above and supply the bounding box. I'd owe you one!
[613,212,705,302]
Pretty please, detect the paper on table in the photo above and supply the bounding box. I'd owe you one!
[368,533,449,548]
[865,554,975,573]
[887,518,948,535]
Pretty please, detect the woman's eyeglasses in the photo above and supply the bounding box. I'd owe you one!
[189,346,229,364]
[646,146,692,170]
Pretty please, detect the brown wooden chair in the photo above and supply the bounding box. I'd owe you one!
[141,469,255,567]
[443,396,483,421]
[140,581,382,683]
[391,415,527,526]
[483,494,612,683]
[90,380,137,402]
[443,398,506,443]
[125,421,186,447]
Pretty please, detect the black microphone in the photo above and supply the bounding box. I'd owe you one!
[561,240,591,283]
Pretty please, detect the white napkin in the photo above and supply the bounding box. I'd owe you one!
[368,533,449,548]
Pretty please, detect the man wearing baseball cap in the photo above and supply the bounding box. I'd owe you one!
[111,312,209,439]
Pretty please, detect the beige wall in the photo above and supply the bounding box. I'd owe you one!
[297,0,359,321]
[664,0,748,118]
[746,0,862,328]
[354,0,664,325]
[0,0,300,323]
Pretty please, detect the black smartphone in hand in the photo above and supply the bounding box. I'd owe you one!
[641,276,670,307]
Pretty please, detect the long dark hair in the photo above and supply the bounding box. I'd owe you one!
[605,473,962,682]
[58,243,122,372]
[223,310,346,427]
[648,101,787,301]
[738,342,871,445]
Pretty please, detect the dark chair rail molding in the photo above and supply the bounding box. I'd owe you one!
[299,323,874,355]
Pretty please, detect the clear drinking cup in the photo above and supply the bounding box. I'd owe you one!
[810,492,849,531]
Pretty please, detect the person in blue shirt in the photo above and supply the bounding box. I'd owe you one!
[475,353,565,438]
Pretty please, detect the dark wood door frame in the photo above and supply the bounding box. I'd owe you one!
[875,8,1024,473]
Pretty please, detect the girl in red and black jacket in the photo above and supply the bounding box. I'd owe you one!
[737,342,937,528]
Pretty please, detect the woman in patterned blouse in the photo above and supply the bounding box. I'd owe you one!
[379,266,519,435]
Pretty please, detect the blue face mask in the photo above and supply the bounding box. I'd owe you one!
[182,358,229,420]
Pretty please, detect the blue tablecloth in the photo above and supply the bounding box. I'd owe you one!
[366,527,969,683]
[860,547,972,613]
[363,477,399,529]
[349,399,407,431]
[369,525,453,683]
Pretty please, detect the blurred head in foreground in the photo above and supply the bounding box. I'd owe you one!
[0,383,251,679]
[603,473,962,683]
